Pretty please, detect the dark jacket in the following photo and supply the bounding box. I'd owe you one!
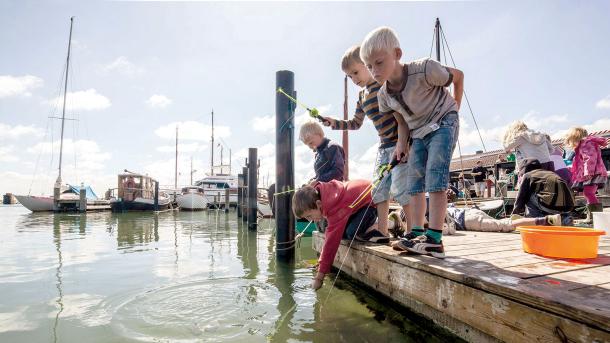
[514,167,574,214]
[314,138,345,182]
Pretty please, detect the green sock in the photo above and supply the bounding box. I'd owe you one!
[411,225,425,235]
[425,229,443,243]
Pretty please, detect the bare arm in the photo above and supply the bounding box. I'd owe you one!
[447,67,464,110]
[392,112,410,161]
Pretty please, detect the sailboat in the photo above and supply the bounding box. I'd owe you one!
[15,17,106,212]
[193,110,238,208]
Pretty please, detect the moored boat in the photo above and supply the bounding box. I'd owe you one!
[110,172,170,212]
[176,186,208,211]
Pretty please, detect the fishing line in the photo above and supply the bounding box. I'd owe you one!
[322,158,401,306]
[277,88,330,125]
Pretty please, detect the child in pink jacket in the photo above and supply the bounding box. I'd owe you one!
[565,127,608,222]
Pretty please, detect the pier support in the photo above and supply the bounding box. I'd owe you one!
[275,70,295,260]
[79,184,86,212]
[241,166,248,222]
[247,148,258,230]
[224,188,230,212]
[154,181,159,211]
[237,173,243,217]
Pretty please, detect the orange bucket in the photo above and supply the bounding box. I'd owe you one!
[517,226,605,259]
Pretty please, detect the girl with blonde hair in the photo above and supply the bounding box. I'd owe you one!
[565,127,608,222]
[502,121,555,178]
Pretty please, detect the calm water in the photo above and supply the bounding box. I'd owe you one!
[0,205,459,342]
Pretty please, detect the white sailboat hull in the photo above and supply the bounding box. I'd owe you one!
[15,195,54,212]
[176,193,208,211]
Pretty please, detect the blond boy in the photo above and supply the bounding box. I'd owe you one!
[299,121,345,183]
[321,46,411,236]
[360,27,464,257]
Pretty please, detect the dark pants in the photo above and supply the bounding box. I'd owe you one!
[344,206,378,239]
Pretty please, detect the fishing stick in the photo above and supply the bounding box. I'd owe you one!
[348,154,405,209]
[277,88,330,125]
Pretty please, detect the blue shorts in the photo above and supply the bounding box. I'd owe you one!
[406,112,459,194]
[371,145,411,206]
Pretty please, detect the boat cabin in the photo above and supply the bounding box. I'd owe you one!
[118,173,156,202]
[181,186,205,194]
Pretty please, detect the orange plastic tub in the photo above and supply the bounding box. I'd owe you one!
[517,226,605,259]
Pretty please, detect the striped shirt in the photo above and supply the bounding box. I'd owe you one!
[331,81,399,149]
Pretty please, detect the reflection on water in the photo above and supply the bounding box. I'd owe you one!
[0,205,462,342]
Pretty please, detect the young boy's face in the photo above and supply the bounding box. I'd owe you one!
[364,48,402,84]
[303,133,324,151]
[300,200,323,222]
[344,62,374,88]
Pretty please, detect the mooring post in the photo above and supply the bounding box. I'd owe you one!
[242,166,248,222]
[237,173,243,217]
[79,183,87,212]
[247,148,258,230]
[224,188,230,212]
[154,181,159,211]
[275,70,295,260]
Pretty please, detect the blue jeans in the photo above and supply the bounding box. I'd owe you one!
[406,112,459,194]
[372,145,411,206]
[344,206,378,239]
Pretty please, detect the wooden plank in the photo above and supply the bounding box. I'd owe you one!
[446,244,523,257]
[313,232,610,331]
[323,236,610,343]
[503,255,610,279]
[527,265,610,291]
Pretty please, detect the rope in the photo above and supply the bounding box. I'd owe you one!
[439,24,486,152]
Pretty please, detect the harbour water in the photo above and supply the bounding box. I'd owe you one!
[0,205,461,342]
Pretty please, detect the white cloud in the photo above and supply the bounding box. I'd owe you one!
[596,95,610,110]
[251,115,275,133]
[27,138,111,170]
[155,121,231,141]
[0,75,43,98]
[0,146,18,162]
[0,122,44,140]
[48,88,111,111]
[147,94,172,108]
[100,56,144,77]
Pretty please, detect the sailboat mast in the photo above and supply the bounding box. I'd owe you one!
[175,126,178,190]
[58,16,74,180]
[435,18,441,62]
[210,109,214,176]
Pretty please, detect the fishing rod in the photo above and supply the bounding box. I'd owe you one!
[348,154,405,209]
[277,87,330,125]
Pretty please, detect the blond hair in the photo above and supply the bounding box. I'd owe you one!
[564,127,588,149]
[299,121,324,142]
[341,45,363,72]
[502,120,529,149]
[292,186,320,218]
[360,26,400,63]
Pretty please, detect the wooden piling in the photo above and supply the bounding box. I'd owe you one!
[154,181,159,211]
[224,188,230,212]
[237,173,243,217]
[241,166,248,222]
[275,70,295,260]
[247,148,258,230]
[79,184,87,212]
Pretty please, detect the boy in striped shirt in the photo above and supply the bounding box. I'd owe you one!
[321,45,411,237]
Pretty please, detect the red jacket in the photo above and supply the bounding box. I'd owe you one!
[315,179,374,274]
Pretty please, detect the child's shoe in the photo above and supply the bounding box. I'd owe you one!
[388,211,405,238]
[545,214,561,226]
[401,235,445,258]
[356,229,390,244]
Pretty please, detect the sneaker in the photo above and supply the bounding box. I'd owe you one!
[356,229,390,244]
[546,214,561,226]
[388,212,405,238]
[391,237,420,251]
[401,235,445,258]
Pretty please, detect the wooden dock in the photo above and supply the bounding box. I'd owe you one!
[312,231,610,343]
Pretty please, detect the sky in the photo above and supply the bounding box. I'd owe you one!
[1,0,610,196]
